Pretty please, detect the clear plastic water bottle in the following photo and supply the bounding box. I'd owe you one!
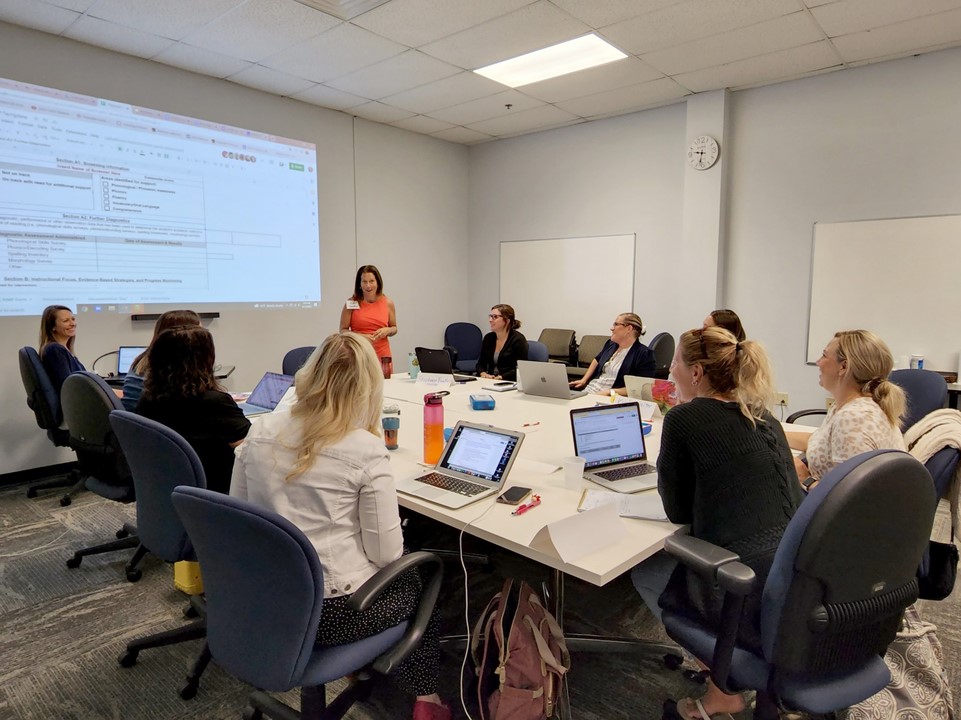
[423,391,448,464]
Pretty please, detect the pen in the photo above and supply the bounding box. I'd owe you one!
[512,494,541,516]
[522,421,540,428]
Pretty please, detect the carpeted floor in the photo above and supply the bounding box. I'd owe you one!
[0,479,958,720]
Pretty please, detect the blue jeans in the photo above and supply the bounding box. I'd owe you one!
[630,549,677,623]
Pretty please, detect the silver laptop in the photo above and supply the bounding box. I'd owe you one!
[624,375,657,402]
[516,360,587,400]
[570,402,658,493]
[238,372,295,417]
[396,421,525,509]
[117,346,147,376]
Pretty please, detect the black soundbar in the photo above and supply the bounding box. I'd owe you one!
[131,312,220,322]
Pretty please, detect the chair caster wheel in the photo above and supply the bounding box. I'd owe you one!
[125,568,142,582]
[179,681,198,700]
[683,669,708,684]
[27,487,38,498]
[66,555,82,569]
[118,650,138,668]
[664,653,683,671]
[183,604,200,619]
[60,495,72,506]
[242,707,263,720]
[116,528,129,539]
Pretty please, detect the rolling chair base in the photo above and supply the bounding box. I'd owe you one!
[246,678,373,720]
[27,468,87,506]
[65,522,138,568]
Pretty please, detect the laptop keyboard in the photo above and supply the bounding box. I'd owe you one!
[415,472,488,496]
[594,463,657,481]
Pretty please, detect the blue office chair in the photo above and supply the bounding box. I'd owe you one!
[660,450,935,719]
[61,372,140,569]
[283,346,315,376]
[18,346,86,505]
[444,322,483,373]
[109,411,212,699]
[526,340,549,363]
[648,332,674,380]
[171,486,443,720]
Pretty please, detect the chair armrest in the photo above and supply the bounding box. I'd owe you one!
[346,552,444,675]
[785,408,827,424]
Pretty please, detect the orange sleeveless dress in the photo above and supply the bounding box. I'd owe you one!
[349,295,391,359]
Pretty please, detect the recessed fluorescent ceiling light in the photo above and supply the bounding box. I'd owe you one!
[474,34,627,88]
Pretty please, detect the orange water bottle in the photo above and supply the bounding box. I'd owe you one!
[423,391,448,464]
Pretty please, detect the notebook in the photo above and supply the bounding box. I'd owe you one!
[570,402,658,493]
[117,346,147,376]
[396,421,525,509]
[414,347,477,383]
[238,372,295,417]
[516,360,587,400]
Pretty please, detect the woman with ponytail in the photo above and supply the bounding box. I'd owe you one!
[787,330,905,492]
[631,326,803,719]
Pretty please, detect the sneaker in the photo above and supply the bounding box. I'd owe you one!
[412,699,451,720]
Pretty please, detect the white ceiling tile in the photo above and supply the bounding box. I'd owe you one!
[431,126,494,144]
[326,50,460,99]
[830,7,961,62]
[420,0,591,69]
[466,104,580,136]
[430,89,544,125]
[0,0,80,34]
[802,0,839,7]
[290,83,368,109]
[181,0,340,62]
[550,0,685,29]
[45,0,95,10]
[352,0,534,47]
[811,0,961,37]
[518,56,663,103]
[64,15,174,58]
[262,22,406,83]
[602,0,801,54]
[85,0,242,40]
[382,71,504,113]
[349,101,415,123]
[153,42,253,78]
[390,114,455,134]
[674,40,840,92]
[643,11,825,76]
[553,76,689,117]
[227,64,316,95]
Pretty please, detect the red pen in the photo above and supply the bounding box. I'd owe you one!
[512,494,541,516]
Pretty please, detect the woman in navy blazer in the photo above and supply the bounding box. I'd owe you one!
[571,312,655,395]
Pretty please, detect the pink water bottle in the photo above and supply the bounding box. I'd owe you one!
[423,392,448,464]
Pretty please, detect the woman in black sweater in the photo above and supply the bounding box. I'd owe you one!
[632,326,802,719]
[475,304,527,381]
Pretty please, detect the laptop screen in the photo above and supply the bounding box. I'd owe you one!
[117,346,147,376]
[246,372,295,410]
[439,424,520,482]
[570,402,647,469]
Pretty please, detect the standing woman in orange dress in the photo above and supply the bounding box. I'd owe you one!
[340,265,397,365]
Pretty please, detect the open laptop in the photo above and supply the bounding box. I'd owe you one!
[414,347,477,383]
[570,402,658,493]
[238,371,295,417]
[117,346,147,377]
[516,360,587,400]
[396,421,525,509]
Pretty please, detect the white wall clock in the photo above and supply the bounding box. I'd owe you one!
[687,135,719,170]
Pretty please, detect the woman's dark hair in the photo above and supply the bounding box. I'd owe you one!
[39,305,76,353]
[709,309,746,342]
[143,325,220,401]
[491,304,521,332]
[132,309,202,375]
[352,265,384,300]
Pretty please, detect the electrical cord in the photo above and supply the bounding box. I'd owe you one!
[90,349,119,375]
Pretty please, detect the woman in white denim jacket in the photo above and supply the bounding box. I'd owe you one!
[230,332,450,720]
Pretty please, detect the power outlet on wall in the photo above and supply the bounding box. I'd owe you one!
[776,392,789,407]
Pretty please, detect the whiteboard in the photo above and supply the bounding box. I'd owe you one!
[500,235,635,341]
[807,215,961,372]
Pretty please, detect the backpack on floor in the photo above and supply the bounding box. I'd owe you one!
[471,579,571,720]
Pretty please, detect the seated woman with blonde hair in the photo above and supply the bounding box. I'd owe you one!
[230,332,450,720]
[786,329,905,492]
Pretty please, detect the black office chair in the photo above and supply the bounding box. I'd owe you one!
[171,486,443,720]
[444,322,483,373]
[537,328,576,365]
[18,346,86,505]
[647,332,675,380]
[110,410,212,699]
[282,346,315,376]
[660,450,935,719]
[61,372,139,570]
